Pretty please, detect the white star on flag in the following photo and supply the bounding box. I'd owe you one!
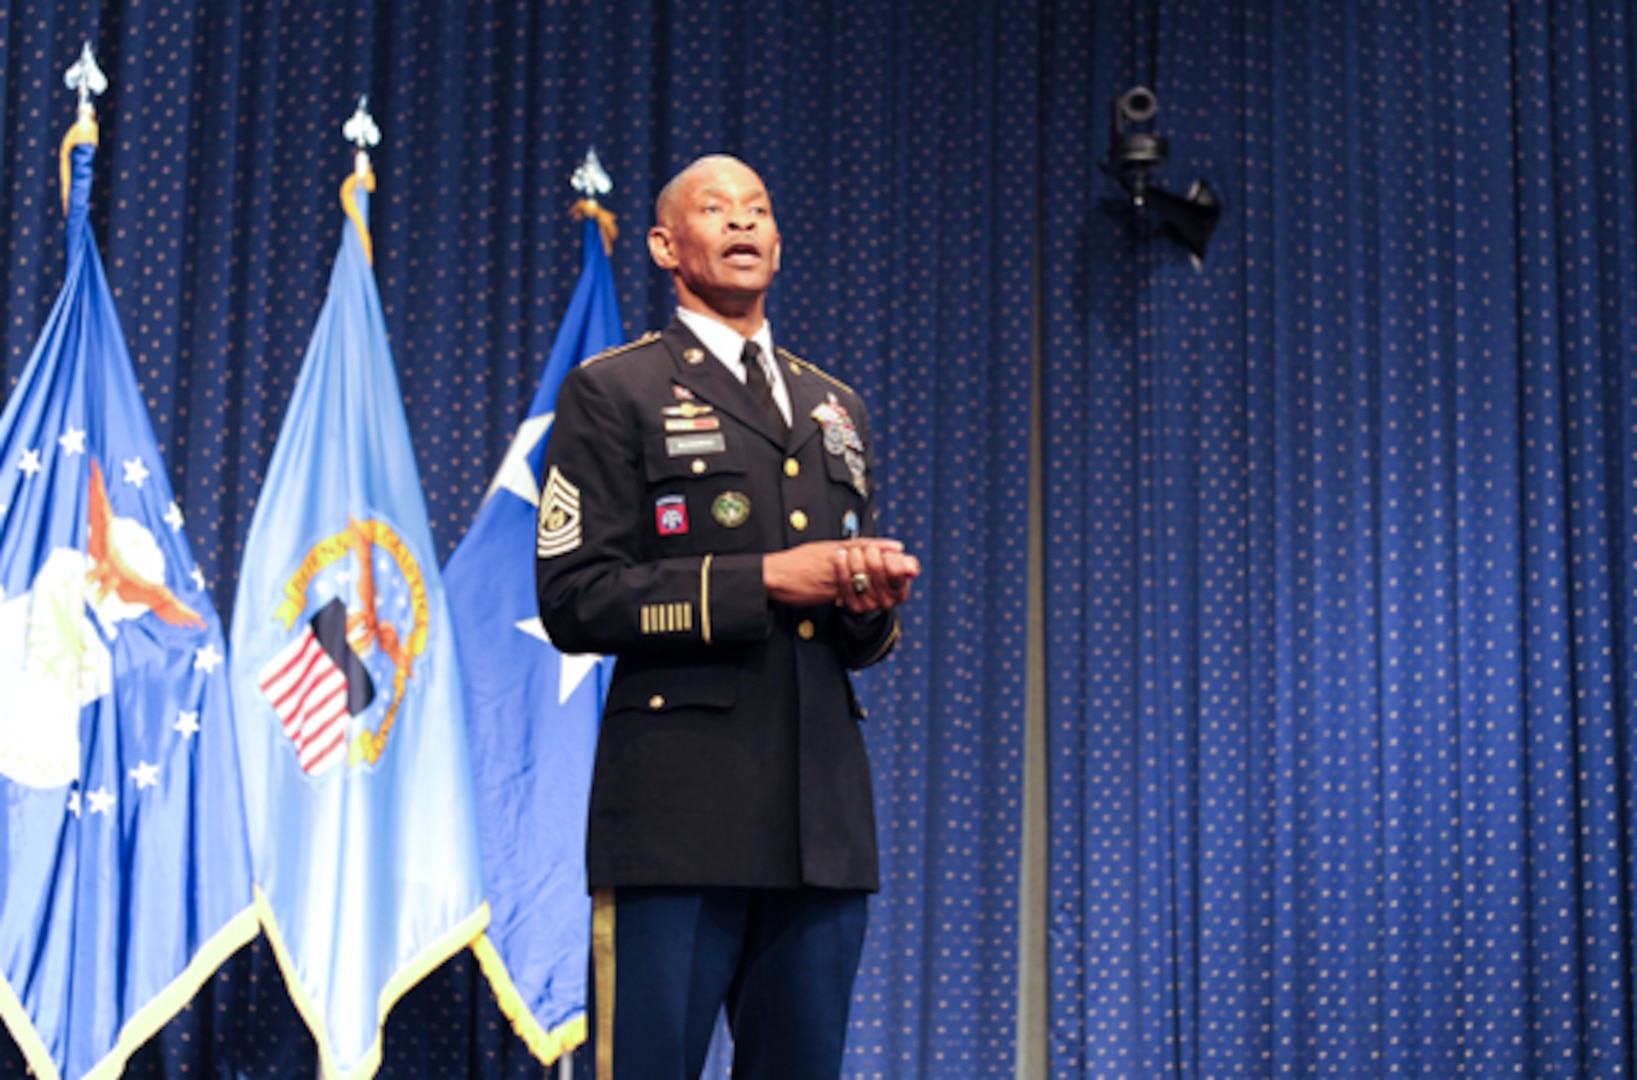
[487,413,555,505]
[129,762,161,790]
[174,710,201,738]
[122,457,151,488]
[163,502,185,531]
[87,788,116,815]
[515,616,601,704]
[194,643,223,674]
[67,791,81,817]
[190,567,206,591]
[18,448,42,477]
[58,428,87,455]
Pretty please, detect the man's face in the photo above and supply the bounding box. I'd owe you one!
[649,158,781,315]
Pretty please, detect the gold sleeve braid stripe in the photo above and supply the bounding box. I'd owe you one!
[640,601,694,635]
[701,554,713,644]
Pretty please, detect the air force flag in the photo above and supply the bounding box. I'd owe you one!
[0,118,256,1080]
[447,211,622,1062]
[228,152,487,1079]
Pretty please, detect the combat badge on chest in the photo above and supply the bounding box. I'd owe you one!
[811,393,868,497]
[662,400,720,433]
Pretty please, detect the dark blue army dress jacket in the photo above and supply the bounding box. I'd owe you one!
[535,319,900,892]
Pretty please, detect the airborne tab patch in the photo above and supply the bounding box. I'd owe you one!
[537,466,583,558]
[655,494,689,536]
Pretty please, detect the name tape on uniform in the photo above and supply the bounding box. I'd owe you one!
[666,433,726,457]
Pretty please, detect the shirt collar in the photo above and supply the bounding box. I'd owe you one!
[675,307,775,381]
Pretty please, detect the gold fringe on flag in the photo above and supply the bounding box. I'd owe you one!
[471,935,588,1066]
[570,198,618,255]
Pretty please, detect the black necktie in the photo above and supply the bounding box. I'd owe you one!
[742,340,786,431]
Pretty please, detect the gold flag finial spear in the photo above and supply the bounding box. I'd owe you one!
[569,148,619,255]
[339,95,382,262]
[59,42,107,213]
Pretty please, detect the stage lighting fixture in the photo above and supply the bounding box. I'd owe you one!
[1104,86,1221,262]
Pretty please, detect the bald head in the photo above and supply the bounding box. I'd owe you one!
[647,155,781,336]
[655,154,764,227]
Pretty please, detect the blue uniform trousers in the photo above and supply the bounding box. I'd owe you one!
[589,885,869,1080]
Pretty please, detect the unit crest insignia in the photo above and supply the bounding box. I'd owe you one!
[712,491,752,528]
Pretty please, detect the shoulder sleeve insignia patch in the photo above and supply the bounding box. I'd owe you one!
[536,465,583,558]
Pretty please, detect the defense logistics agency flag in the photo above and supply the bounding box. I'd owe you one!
[229,162,487,1078]
[0,122,256,1079]
[446,212,621,1061]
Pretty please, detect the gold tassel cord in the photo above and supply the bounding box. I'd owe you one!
[341,170,377,264]
[59,116,100,215]
[571,198,619,255]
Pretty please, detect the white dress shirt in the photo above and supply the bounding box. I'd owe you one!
[675,307,792,426]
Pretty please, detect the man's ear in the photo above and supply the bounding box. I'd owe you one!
[649,225,677,270]
[772,237,782,272]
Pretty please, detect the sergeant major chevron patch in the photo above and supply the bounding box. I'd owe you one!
[536,465,583,558]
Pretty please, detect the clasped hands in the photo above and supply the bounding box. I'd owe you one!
[763,538,920,614]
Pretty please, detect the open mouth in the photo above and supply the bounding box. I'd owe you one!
[722,242,762,265]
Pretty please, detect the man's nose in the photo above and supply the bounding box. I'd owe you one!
[727,211,756,230]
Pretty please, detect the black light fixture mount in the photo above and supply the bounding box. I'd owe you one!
[1103,86,1221,262]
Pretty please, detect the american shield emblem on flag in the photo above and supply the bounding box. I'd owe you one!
[258,518,424,774]
[258,597,375,776]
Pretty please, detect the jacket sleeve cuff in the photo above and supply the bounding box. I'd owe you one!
[700,553,771,644]
[838,609,901,669]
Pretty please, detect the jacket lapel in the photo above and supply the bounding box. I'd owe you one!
[661,319,789,448]
[780,349,827,455]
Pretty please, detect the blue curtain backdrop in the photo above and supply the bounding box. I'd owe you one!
[0,0,1030,1076]
[1043,0,1637,1076]
[5,0,1637,1076]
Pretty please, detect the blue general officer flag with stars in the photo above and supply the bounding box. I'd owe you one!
[0,119,257,1080]
[228,155,488,1080]
[446,210,621,1063]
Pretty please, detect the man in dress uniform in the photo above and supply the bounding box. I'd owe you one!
[535,154,919,1079]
